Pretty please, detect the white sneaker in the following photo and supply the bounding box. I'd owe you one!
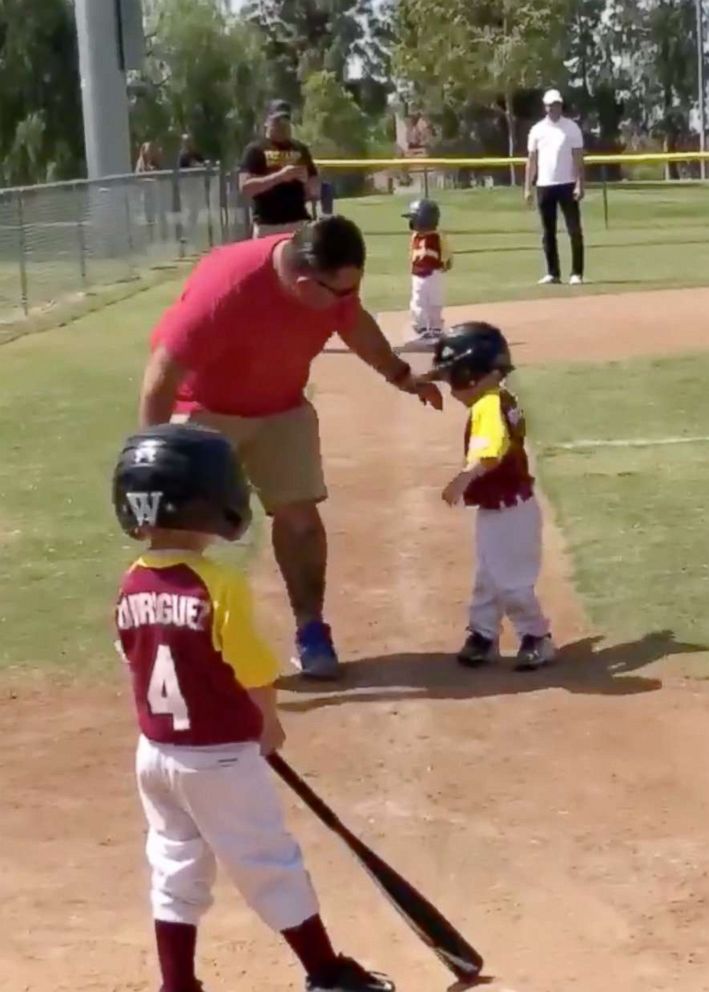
[569,274,584,285]
[538,274,560,285]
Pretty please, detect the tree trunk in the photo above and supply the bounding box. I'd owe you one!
[505,94,516,186]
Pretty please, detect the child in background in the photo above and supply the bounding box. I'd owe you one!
[423,322,556,671]
[402,198,452,347]
[112,422,394,992]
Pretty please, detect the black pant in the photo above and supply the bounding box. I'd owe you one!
[537,183,584,279]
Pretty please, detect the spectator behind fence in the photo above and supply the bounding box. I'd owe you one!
[136,141,163,173]
[240,100,320,239]
[177,134,206,241]
[136,142,165,234]
[525,89,585,286]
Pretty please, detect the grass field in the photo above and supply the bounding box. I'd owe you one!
[341,184,709,310]
[517,353,709,653]
[1,281,708,673]
[2,186,709,674]
[4,184,709,325]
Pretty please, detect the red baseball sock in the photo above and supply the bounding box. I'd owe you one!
[281,914,338,977]
[154,920,199,992]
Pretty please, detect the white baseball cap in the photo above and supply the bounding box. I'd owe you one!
[543,88,563,106]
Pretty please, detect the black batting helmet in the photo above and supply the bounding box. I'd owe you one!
[112,423,252,542]
[402,198,440,232]
[425,322,514,389]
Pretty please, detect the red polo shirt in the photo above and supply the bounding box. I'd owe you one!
[151,235,360,417]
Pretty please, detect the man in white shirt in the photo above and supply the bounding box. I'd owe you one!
[525,89,585,285]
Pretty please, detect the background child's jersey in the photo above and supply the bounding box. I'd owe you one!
[116,552,279,746]
[410,231,452,276]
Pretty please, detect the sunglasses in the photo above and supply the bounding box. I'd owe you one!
[313,277,359,299]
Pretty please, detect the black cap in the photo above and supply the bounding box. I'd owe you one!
[267,99,292,121]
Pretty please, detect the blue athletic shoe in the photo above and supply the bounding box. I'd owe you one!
[293,620,341,681]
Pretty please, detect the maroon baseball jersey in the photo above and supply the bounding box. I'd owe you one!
[463,388,534,509]
[410,231,451,277]
[115,551,279,746]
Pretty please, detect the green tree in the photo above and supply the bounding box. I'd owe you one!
[299,70,370,156]
[608,0,699,177]
[298,70,371,193]
[131,0,274,166]
[245,0,389,107]
[393,0,568,182]
[0,0,84,184]
[564,0,627,172]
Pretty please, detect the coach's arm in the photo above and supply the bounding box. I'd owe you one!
[139,345,185,427]
[338,308,443,409]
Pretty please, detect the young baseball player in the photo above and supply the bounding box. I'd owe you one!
[424,322,555,671]
[402,198,452,344]
[112,422,394,992]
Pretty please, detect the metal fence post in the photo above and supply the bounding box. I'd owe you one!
[423,166,430,198]
[123,185,135,275]
[205,168,214,249]
[173,169,185,259]
[218,166,229,243]
[16,191,29,315]
[602,165,610,230]
[76,186,89,289]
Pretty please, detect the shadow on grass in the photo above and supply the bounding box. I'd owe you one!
[278,629,706,712]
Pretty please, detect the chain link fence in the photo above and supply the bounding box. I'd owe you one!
[0,166,251,323]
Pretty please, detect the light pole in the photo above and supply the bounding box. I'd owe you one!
[698,0,707,179]
[74,0,145,178]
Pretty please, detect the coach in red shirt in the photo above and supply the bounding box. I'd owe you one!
[140,215,441,680]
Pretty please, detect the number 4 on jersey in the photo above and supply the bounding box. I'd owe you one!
[147,645,191,731]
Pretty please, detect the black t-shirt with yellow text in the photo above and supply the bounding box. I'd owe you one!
[240,139,317,224]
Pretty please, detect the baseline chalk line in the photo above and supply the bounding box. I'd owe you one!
[545,435,709,451]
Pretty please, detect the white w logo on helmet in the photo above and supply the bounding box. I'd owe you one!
[126,492,163,526]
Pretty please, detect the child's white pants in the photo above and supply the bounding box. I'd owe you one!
[136,736,319,931]
[410,271,444,332]
[469,496,549,641]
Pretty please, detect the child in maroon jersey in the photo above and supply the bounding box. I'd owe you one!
[401,198,452,347]
[423,323,555,672]
[112,423,394,992]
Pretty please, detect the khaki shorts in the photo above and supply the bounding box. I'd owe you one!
[252,220,306,239]
[172,401,327,514]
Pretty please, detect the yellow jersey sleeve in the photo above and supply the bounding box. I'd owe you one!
[467,391,510,463]
[199,560,280,689]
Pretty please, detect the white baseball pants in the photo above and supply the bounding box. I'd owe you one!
[136,736,319,931]
[469,496,550,640]
[410,271,444,332]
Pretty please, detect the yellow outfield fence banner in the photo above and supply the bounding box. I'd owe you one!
[314,152,709,169]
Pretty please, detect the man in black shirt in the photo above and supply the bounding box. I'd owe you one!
[240,100,320,238]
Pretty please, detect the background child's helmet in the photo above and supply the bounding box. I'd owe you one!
[424,322,514,389]
[402,198,440,232]
[113,423,252,541]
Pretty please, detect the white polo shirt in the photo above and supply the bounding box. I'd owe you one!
[527,116,584,187]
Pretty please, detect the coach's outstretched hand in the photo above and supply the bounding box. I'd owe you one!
[394,366,443,409]
[410,377,443,410]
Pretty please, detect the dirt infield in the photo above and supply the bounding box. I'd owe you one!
[2,288,709,992]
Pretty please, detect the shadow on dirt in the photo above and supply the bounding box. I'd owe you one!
[278,629,707,712]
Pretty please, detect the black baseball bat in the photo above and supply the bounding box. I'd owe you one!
[269,753,485,990]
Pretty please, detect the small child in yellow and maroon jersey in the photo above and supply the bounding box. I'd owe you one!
[112,423,394,992]
[422,323,555,672]
[401,198,452,347]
